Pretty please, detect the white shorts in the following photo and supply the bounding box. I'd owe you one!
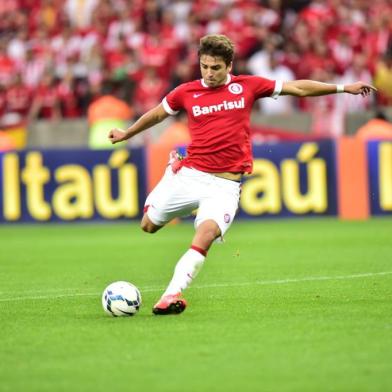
[144,166,241,237]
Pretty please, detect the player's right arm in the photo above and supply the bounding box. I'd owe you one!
[108,103,170,144]
[281,80,376,97]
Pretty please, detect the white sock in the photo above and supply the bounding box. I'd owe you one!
[163,248,206,296]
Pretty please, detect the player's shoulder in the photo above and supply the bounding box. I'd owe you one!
[170,79,201,94]
[231,74,269,83]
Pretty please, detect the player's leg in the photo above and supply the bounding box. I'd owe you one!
[140,155,194,234]
[152,220,219,315]
[153,175,240,315]
[142,206,220,236]
[140,150,182,233]
[140,211,163,233]
[154,219,221,304]
[191,219,221,250]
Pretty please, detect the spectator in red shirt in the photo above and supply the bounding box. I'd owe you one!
[4,73,32,121]
[28,73,61,121]
[57,70,81,118]
[133,66,169,117]
[140,33,172,79]
[0,84,6,119]
[0,39,16,86]
[105,37,131,81]
[298,39,336,80]
[329,30,355,75]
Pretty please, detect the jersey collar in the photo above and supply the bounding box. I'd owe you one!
[201,74,232,88]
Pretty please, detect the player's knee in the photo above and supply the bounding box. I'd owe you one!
[141,223,156,233]
[140,215,161,233]
[205,229,219,244]
[200,226,220,246]
[140,220,157,233]
[195,230,218,251]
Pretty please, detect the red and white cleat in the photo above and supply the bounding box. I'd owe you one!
[152,293,187,315]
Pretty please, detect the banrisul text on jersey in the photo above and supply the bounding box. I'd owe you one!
[192,97,245,117]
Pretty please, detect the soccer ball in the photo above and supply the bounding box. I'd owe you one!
[102,281,142,316]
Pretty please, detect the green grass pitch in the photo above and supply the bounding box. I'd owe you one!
[1,218,391,392]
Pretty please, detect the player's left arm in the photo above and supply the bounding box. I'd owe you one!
[281,80,377,97]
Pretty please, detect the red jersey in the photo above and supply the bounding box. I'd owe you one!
[162,74,280,173]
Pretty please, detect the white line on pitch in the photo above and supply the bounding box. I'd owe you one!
[0,271,391,303]
[195,271,392,289]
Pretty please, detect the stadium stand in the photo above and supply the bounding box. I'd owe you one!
[0,0,391,144]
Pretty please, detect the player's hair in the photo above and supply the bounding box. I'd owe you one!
[198,35,234,66]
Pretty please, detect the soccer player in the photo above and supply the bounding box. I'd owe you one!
[108,34,375,315]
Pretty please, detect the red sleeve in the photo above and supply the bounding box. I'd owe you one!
[162,84,185,115]
[250,76,278,99]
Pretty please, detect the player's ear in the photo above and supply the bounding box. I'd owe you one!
[227,62,233,72]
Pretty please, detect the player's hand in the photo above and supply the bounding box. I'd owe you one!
[108,128,127,144]
[345,82,377,97]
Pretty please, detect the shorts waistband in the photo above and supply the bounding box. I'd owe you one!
[211,172,242,182]
[182,166,242,183]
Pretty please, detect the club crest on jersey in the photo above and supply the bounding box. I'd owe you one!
[192,97,245,117]
[228,83,243,95]
[224,213,231,223]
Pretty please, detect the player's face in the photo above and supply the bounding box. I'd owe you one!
[200,55,232,88]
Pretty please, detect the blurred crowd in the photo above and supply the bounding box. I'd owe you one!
[0,0,391,136]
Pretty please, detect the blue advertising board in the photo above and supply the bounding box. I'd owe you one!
[238,140,338,218]
[1,140,368,223]
[367,140,392,215]
[0,148,147,223]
